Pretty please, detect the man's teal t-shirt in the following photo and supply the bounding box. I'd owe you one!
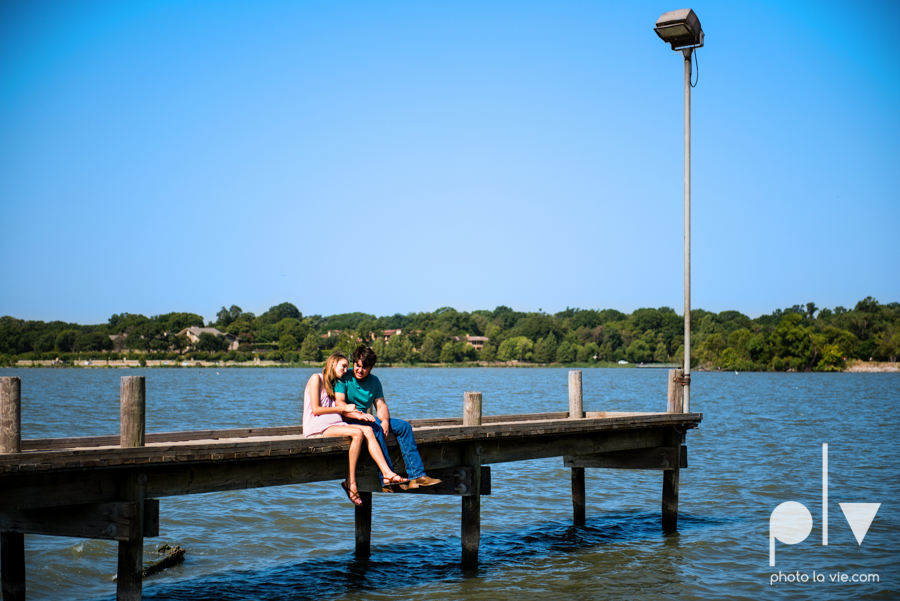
[334,372,384,412]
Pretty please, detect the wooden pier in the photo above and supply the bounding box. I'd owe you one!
[0,372,701,600]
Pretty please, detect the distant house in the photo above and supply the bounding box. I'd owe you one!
[363,329,406,343]
[108,333,128,352]
[176,327,240,351]
[465,335,489,351]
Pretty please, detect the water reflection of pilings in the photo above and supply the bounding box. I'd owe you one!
[140,512,728,601]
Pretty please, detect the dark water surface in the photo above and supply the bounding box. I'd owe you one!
[5,367,899,600]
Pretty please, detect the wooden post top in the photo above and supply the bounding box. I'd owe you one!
[120,376,146,448]
[463,392,482,427]
[1,376,22,454]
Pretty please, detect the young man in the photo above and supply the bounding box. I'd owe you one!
[335,344,441,489]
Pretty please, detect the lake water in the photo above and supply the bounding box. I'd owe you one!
[3,367,899,600]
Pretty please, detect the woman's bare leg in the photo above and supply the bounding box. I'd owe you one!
[358,425,405,482]
[322,426,364,490]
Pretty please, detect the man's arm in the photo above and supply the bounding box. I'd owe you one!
[374,397,390,435]
[335,392,375,422]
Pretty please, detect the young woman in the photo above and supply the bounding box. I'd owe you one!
[303,352,408,505]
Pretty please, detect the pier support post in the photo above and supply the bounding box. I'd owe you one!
[568,371,583,419]
[667,369,684,414]
[120,376,145,448]
[662,428,682,533]
[463,391,482,427]
[568,371,586,525]
[571,467,586,527]
[461,392,482,567]
[355,492,372,557]
[1,376,25,601]
[117,377,146,601]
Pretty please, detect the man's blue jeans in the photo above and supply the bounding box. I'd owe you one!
[345,416,426,480]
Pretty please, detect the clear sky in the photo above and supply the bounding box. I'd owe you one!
[1,0,897,325]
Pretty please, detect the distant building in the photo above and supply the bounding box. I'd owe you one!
[465,335,489,351]
[176,327,240,351]
[108,333,128,352]
[368,329,405,343]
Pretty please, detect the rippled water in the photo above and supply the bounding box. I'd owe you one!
[4,367,899,600]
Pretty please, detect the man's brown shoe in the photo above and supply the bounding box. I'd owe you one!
[408,475,442,488]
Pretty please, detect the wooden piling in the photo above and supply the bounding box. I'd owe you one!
[1,377,21,455]
[569,371,586,525]
[117,377,146,601]
[568,371,583,419]
[120,377,145,448]
[571,467,586,526]
[1,377,25,601]
[355,492,372,557]
[661,428,682,533]
[116,473,146,601]
[463,392,482,426]
[667,369,684,414]
[461,392,482,567]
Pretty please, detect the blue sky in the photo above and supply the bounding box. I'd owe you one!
[1,0,897,325]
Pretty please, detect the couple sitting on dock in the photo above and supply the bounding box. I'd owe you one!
[302,344,441,505]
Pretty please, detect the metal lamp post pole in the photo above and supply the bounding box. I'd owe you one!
[682,48,692,413]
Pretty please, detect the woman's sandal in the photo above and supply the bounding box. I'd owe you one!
[341,481,363,506]
[381,473,409,492]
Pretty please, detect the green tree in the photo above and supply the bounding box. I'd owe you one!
[34,332,56,354]
[625,339,651,364]
[259,302,302,325]
[698,333,726,364]
[198,332,229,354]
[575,344,591,362]
[216,307,233,327]
[875,321,900,362]
[300,334,319,362]
[279,334,299,351]
[419,338,439,363]
[816,344,844,371]
[164,313,204,332]
[653,341,668,363]
[77,331,113,352]
[440,342,458,363]
[149,339,169,352]
[399,338,416,363]
[497,336,532,361]
[173,335,191,355]
[772,313,814,369]
[372,338,387,363]
[556,340,576,363]
[55,329,79,353]
[479,341,496,362]
[383,334,405,363]
[728,329,753,360]
[533,333,559,363]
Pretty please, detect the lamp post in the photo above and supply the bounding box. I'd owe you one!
[654,9,703,413]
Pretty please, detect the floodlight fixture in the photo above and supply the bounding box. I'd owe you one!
[654,8,704,51]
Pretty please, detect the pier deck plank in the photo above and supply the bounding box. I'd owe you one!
[0,411,700,512]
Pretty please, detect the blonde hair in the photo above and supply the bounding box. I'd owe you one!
[322,352,347,399]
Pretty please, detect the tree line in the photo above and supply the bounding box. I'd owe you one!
[1,298,898,370]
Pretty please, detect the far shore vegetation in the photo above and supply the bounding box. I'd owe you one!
[1,298,899,372]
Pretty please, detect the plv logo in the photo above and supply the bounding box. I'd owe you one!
[769,444,881,566]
